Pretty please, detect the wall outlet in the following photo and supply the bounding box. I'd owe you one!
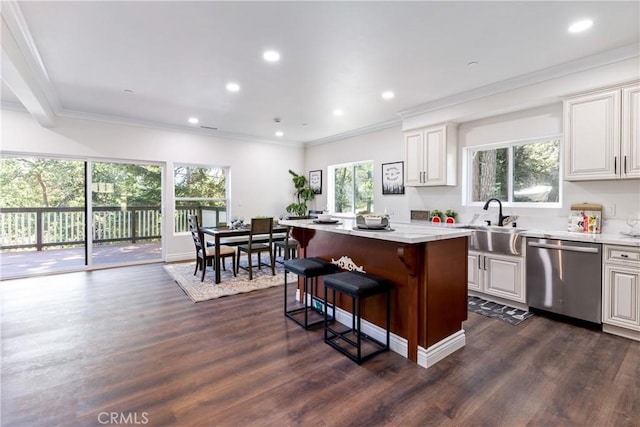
[605,204,616,217]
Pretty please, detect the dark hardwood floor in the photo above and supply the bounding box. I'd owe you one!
[1,264,638,427]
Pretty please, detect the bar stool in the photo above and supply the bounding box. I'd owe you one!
[323,271,392,364]
[284,257,339,329]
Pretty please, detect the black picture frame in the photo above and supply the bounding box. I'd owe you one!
[382,161,405,195]
[309,170,322,194]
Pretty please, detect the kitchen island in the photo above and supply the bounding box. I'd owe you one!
[279,218,471,368]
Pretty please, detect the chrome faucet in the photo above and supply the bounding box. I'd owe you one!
[483,198,508,226]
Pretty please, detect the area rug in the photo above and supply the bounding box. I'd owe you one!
[467,296,533,325]
[164,256,286,303]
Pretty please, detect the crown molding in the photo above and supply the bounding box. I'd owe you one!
[57,109,304,148]
[398,43,640,120]
[304,117,402,147]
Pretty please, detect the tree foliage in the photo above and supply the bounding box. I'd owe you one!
[0,156,162,208]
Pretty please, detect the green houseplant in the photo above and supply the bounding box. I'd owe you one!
[286,170,315,217]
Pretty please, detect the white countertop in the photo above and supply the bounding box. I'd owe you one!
[279,218,471,244]
[522,229,640,247]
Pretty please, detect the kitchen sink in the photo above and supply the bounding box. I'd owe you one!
[459,225,526,256]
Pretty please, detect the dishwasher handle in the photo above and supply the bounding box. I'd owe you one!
[528,241,600,253]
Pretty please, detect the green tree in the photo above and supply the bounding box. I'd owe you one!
[0,157,85,208]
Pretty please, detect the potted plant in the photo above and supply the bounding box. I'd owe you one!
[286,170,315,218]
[445,209,458,220]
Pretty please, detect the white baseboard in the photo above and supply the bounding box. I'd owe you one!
[416,329,466,369]
[603,323,640,342]
[166,252,192,263]
[330,305,408,358]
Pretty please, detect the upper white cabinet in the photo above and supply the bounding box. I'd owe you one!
[404,123,457,186]
[564,81,640,181]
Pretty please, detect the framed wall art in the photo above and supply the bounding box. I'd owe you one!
[382,161,404,195]
[309,170,322,194]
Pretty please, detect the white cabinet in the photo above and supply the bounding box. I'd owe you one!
[467,250,525,303]
[404,123,457,186]
[564,81,640,181]
[603,245,640,341]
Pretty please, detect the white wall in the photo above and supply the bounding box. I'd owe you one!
[0,109,305,261]
[308,59,640,233]
[305,124,412,222]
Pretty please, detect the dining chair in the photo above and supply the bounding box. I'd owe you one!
[236,217,275,280]
[188,214,236,281]
[273,226,298,264]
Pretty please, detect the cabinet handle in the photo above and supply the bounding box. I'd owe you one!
[483,256,487,271]
[621,254,629,258]
[478,255,481,270]
[624,156,627,174]
[614,156,617,174]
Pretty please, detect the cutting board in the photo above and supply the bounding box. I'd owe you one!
[568,203,602,233]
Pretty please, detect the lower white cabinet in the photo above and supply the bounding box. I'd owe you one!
[603,245,640,339]
[468,250,525,303]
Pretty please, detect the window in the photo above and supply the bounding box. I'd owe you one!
[328,161,374,214]
[174,164,229,232]
[464,137,561,207]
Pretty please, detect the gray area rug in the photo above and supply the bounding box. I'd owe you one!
[467,296,533,325]
[164,256,285,303]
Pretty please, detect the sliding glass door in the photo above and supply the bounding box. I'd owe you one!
[0,155,163,278]
[0,156,86,277]
[90,161,162,266]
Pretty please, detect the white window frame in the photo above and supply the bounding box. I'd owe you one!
[462,135,562,208]
[173,163,230,233]
[327,160,374,216]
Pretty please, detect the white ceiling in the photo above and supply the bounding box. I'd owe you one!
[1,1,639,145]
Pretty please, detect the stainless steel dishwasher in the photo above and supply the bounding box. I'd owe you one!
[526,238,602,323]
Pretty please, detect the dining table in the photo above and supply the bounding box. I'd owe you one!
[201,224,288,284]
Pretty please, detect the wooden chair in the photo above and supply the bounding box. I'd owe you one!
[236,217,275,280]
[273,226,298,264]
[188,214,236,281]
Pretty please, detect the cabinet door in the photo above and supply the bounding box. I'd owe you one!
[603,265,640,330]
[404,130,424,186]
[423,126,447,185]
[564,89,621,180]
[483,254,525,302]
[621,83,640,178]
[467,251,483,291]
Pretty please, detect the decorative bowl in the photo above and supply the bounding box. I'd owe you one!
[317,214,333,222]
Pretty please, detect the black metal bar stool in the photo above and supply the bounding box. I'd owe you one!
[323,271,392,364]
[284,257,339,329]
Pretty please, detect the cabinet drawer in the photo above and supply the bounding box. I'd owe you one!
[605,245,640,265]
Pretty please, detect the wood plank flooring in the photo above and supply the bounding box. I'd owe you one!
[1,264,638,427]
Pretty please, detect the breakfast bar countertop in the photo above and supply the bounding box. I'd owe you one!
[278,218,471,244]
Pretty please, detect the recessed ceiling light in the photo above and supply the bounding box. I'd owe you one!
[382,91,395,100]
[333,109,344,116]
[275,131,284,137]
[226,82,240,92]
[568,19,593,33]
[188,117,199,124]
[263,50,280,62]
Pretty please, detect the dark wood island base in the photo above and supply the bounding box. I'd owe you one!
[281,219,470,367]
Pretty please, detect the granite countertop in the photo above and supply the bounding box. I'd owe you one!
[279,218,471,244]
[522,229,640,247]
[409,220,640,247]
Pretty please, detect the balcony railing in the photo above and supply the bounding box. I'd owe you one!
[0,206,226,251]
